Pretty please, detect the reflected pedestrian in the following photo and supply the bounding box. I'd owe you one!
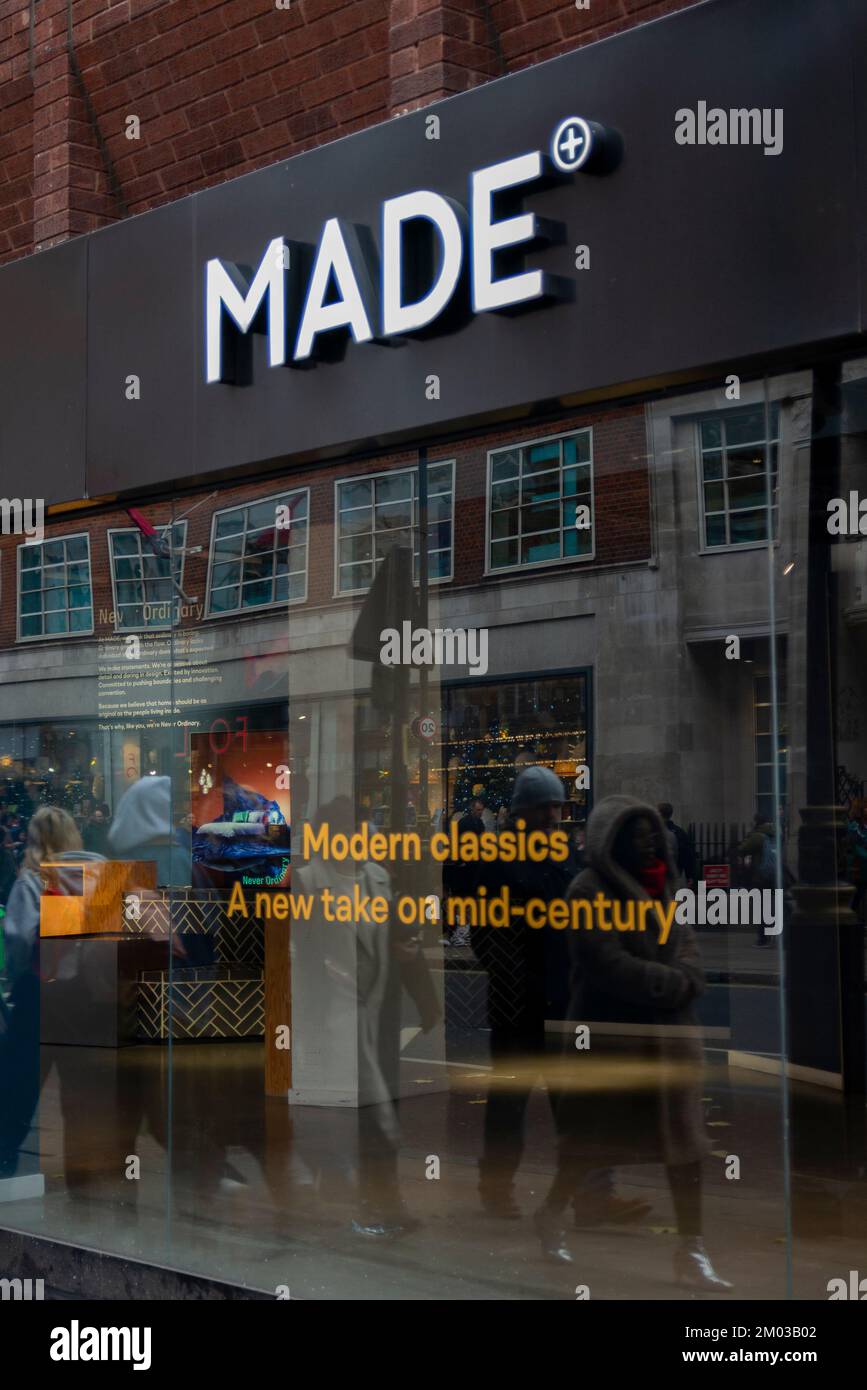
[536,796,731,1290]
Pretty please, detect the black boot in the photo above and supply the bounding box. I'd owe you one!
[479,1180,520,1219]
[478,1161,521,1219]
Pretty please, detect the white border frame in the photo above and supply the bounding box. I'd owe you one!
[332,459,456,599]
[752,668,788,821]
[16,531,95,643]
[484,426,595,577]
[106,520,188,634]
[204,486,310,619]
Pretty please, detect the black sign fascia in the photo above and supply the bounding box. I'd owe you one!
[0,0,865,507]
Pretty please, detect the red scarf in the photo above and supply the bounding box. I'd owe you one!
[638,858,668,899]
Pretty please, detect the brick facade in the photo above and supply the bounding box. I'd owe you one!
[0,0,670,652]
[0,0,701,260]
[0,403,650,650]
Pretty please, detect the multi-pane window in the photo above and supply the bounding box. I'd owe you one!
[754,673,788,824]
[699,404,780,548]
[17,535,93,640]
[207,490,308,615]
[336,462,454,595]
[487,429,593,572]
[108,523,187,630]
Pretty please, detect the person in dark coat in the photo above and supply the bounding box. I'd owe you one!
[83,807,111,858]
[444,794,487,934]
[472,768,649,1231]
[535,795,731,1289]
[657,802,696,885]
[457,794,487,839]
[736,811,778,945]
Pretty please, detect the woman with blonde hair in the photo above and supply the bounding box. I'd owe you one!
[24,805,82,865]
[4,807,86,979]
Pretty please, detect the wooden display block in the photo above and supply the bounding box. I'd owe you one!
[39,860,157,938]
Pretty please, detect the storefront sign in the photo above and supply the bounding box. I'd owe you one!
[3,0,866,502]
[205,131,617,383]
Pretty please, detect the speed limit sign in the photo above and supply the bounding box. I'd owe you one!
[414,714,438,741]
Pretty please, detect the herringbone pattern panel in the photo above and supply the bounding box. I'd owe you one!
[138,974,264,1040]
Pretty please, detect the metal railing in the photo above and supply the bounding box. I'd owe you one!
[687,821,749,879]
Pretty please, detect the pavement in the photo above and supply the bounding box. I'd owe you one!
[3,1040,866,1299]
[439,929,784,983]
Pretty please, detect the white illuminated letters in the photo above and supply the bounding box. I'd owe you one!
[204,129,607,384]
[294,218,375,361]
[206,237,288,383]
[471,151,549,313]
[382,190,465,336]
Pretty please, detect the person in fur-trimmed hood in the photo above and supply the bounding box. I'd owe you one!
[533,795,732,1291]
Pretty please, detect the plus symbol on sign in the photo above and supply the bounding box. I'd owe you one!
[551,115,594,173]
[558,125,585,163]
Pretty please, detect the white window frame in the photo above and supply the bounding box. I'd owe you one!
[107,520,188,633]
[333,460,456,598]
[753,671,788,823]
[695,404,780,554]
[484,427,595,576]
[204,486,310,619]
[16,532,94,643]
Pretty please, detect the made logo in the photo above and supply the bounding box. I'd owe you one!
[205,119,620,384]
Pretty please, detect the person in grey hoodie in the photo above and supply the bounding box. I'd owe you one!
[0,807,104,1178]
[107,775,186,890]
[108,776,210,965]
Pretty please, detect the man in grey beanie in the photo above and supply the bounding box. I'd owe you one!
[471,765,650,1249]
[471,767,574,1216]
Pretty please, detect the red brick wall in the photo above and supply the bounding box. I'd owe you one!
[490,0,700,70]
[0,0,703,262]
[0,73,34,261]
[84,0,389,221]
[389,0,500,111]
[0,404,650,651]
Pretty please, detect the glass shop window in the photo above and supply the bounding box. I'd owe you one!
[699,404,780,549]
[207,489,309,615]
[442,673,591,830]
[336,461,455,595]
[108,522,187,630]
[17,533,94,640]
[488,428,593,573]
